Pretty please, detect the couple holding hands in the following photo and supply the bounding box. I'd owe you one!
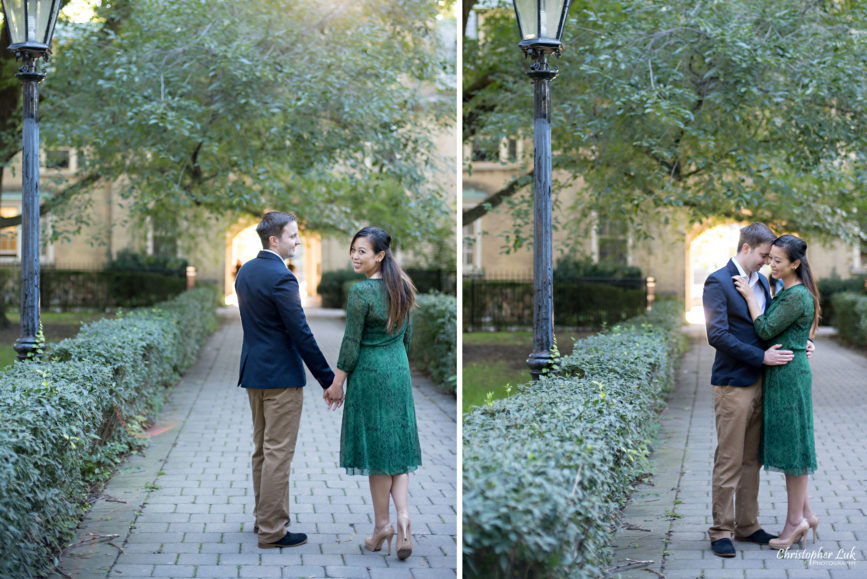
[234,211,420,558]
[703,223,821,557]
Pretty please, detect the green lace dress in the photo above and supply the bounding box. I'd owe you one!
[754,284,816,476]
[337,279,421,476]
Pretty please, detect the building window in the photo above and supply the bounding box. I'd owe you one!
[0,207,18,257]
[471,137,499,162]
[597,218,629,265]
[152,225,178,257]
[147,214,179,258]
[855,217,867,273]
[861,218,867,269]
[462,187,488,274]
[43,149,71,171]
[470,137,522,164]
[463,220,482,273]
[505,138,519,163]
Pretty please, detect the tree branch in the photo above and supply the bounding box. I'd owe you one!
[463,170,533,225]
[0,172,102,230]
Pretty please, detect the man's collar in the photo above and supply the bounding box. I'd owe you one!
[263,249,284,260]
[732,256,759,284]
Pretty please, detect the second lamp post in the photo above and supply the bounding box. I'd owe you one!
[512,0,572,380]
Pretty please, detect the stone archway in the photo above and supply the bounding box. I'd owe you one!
[224,221,322,305]
[685,223,742,324]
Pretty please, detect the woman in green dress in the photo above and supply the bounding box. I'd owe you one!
[734,234,820,551]
[324,227,421,560]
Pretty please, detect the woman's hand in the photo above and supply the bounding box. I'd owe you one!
[323,381,345,410]
[732,275,754,299]
[732,275,762,321]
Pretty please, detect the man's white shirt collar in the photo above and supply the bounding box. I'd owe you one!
[733,257,767,311]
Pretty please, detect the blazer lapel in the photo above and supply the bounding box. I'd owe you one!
[726,259,753,318]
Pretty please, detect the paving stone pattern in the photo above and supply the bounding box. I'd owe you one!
[53,308,457,579]
[610,327,867,579]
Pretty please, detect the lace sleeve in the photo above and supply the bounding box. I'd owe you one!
[754,289,806,342]
[337,284,368,373]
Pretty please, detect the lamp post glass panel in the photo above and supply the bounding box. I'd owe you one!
[1,0,63,360]
[512,0,571,380]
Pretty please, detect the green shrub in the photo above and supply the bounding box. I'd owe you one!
[409,293,457,393]
[2,268,187,310]
[818,274,866,326]
[106,271,188,308]
[553,281,646,326]
[317,269,365,308]
[464,277,646,330]
[108,248,188,274]
[462,302,684,578]
[0,287,220,577]
[405,267,457,295]
[554,257,643,279]
[831,292,867,345]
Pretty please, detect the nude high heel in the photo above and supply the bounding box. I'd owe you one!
[768,519,809,550]
[364,525,395,554]
[396,514,413,560]
[807,515,820,543]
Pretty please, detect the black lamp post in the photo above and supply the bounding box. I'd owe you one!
[1,0,62,360]
[512,0,572,380]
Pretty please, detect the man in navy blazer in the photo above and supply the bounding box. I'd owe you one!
[702,223,793,558]
[235,211,337,549]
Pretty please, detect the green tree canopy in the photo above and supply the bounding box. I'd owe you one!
[2,0,455,248]
[464,0,867,244]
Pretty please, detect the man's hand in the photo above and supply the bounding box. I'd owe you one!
[806,340,815,360]
[323,382,345,410]
[763,344,794,366]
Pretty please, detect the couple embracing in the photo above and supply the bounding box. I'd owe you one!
[234,211,420,558]
[703,223,821,557]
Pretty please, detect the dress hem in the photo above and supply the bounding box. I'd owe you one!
[343,465,421,477]
[762,465,816,476]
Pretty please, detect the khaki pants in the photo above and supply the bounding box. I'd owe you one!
[709,379,763,542]
[247,387,304,543]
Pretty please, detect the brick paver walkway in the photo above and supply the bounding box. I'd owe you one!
[53,308,457,579]
[610,326,866,579]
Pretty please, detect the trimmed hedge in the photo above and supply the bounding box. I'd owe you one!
[318,268,457,309]
[1,268,187,310]
[317,269,365,308]
[405,267,457,295]
[818,274,866,326]
[409,293,457,393]
[464,277,646,330]
[462,302,684,578]
[831,292,867,345]
[0,287,220,577]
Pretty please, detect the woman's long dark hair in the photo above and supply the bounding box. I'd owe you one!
[351,227,416,333]
[773,234,821,337]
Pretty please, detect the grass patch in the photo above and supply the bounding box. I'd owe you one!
[463,330,534,347]
[462,360,530,413]
[5,311,111,325]
[0,310,115,369]
[462,328,591,414]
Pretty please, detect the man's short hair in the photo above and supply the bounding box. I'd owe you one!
[737,223,776,253]
[256,211,297,249]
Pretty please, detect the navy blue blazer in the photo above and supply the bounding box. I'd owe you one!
[235,251,335,389]
[702,259,771,387]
